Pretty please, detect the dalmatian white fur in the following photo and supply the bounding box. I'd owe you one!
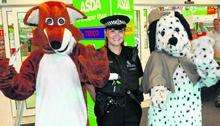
[147,11,219,126]
[190,36,220,87]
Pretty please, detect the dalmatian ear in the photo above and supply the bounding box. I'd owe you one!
[174,11,192,40]
[147,20,158,52]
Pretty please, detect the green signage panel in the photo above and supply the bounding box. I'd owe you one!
[182,6,207,17]
[73,0,135,48]
[73,0,110,27]
[72,0,135,125]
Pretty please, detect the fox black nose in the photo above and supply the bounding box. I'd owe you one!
[168,37,178,46]
[50,41,61,49]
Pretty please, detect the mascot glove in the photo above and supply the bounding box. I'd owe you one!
[109,73,120,80]
[150,86,170,109]
[78,46,110,88]
[0,58,17,89]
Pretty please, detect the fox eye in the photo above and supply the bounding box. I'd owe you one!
[45,18,53,25]
[58,17,65,25]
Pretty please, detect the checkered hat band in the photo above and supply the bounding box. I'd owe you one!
[105,19,126,26]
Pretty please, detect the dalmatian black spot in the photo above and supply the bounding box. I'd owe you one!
[175,28,180,32]
[161,31,165,36]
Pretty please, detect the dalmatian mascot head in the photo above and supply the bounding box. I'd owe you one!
[148,11,192,57]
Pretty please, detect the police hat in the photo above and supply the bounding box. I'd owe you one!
[100,15,130,29]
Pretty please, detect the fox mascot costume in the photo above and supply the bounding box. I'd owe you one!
[0,1,109,126]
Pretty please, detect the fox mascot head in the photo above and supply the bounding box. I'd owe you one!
[24,1,86,55]
[0,1,109,126]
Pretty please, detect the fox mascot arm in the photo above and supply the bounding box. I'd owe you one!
[0,50,43,100]
[0,1,109,100]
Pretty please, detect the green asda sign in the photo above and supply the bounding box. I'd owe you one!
[73,0,109,27]
[72,1,134,126]
[73,0,135,48]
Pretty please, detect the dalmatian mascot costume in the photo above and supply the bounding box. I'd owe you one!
[142,11,220,126]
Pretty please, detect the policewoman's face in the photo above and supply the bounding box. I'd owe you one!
[105,28,125,46]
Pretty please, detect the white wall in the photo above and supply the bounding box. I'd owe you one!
[135,0,220,5]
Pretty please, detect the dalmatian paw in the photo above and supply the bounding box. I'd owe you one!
[196,59,219,79]
[150,86,170,109]
[191,36,220,86]
[190,36,217,76]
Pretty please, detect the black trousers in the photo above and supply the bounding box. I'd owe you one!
[94,96,142,126]
[216,81,220,96]
[201,80,220,102]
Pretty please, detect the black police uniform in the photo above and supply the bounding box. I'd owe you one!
[94,45,143,126]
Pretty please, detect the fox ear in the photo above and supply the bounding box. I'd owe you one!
[23,4,86,25]
[66,5,87,23]
[23,6,39,26]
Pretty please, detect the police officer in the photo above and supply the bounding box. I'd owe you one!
[94,15,143,126]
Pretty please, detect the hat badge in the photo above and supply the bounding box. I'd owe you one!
[105,19,126,26]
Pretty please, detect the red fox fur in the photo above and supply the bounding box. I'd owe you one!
[0,1,109,126]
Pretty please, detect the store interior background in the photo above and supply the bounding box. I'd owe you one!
[0,0,220,126]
